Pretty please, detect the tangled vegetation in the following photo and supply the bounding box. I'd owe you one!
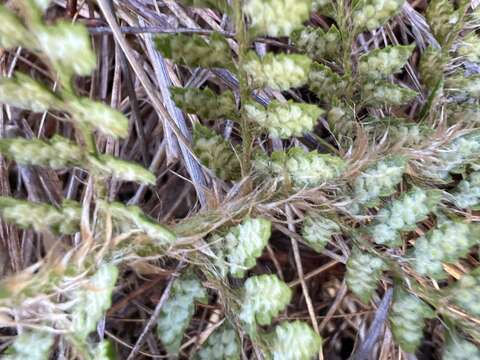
[0,0,479,359]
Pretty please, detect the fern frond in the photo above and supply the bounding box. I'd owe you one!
[268,321,322,360]
[5,330,54,360]
[358,45,415,80]
[301,213,340,252]
[449,268,480,317]
[196,322,240,360]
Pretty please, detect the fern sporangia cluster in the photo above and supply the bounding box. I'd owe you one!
[0,0,480,358]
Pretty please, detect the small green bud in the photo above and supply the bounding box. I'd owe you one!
[354,156,406,207]
[243,52,312,91]
[157,274,208,355]
[269,321,322,360]
[36,21,96,78]
[196,322,240,360]
[102,201,176,245]
[353,0,405,31]
[243,0,313,37]
[412,221,479,279]
[224,218,271,278]
[370,187,441,247]
[0,5,35,49]
[66,97,129,138]
[452,171,480,209]
[89,154,156,185]
[71,264,118,341]
[193,124,240,181]
[0,73,61,112]
[308,63,348,100]
[358,45,415,80]
[240,274,292,326]
[301,213,340,252]
[346,247,386,303]
[449,268,480,317]
[244,100,323,139]
[5,330,54,360]
[292,25,341,61]
[171,87,237,120]
[389,289,435,353]
[155,32,234,70]
[363,81,417,106]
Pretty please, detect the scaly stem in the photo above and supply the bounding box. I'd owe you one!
[234,0,253,177]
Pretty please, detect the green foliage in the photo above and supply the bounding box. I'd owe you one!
[268,321,322,360]
[449,268,480,317]
[308,63,348,100]
[389,289,435,353]
[458,32,480,63]
[452,171,480,209]
[445,73,480,99]
[245,100,323,139]
[89,154,156,185]
[346,247,386,303]
[102,201,177,245]
[353,156,406,207]
[0,73,61,112]
[301,213,340,252]
[0,197,81,234]
[0,136,82,169]
[358,45,415,80]
[362,81,417,106]
[196,322,240,360]
[369,187,441,247]
[93,340,117,360]
[239,274,292,326]
[193,124,240,181]
[443,335,480,360]
[171,87,237,120]
[223,218,271,278]
[5,330,54,360]
[412,221,479,279]
[243,52,312,91]
[0,5,34,49]
[353,0,405,31]
[425,0,459,46]
[243,0,313,37]
[292,25,341,61]
[71,264,118,341]
[419,46,445,91]
[255,147,345,188]
[155,33,234,70]
[157,274,208,355]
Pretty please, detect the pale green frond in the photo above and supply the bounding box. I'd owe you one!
[353,0,405,31]
[66,97,129,138]
[363,81,417,106]
[243,0,313,37]
[425,0,459,45]
[419,46,445,91]
[0,6,35,49]
[0,197,81,234]
[244,100,323,139]
[171,87,237,120]
[458,32,480,63]
[157,274,207,355]
[269,321,322,360]
[196,322,240,360]
[346,247,386,303]
[193,124,240,181]
[369,188,441,247]
[358,45,415,80]
[89,154,156,186]
[36,21,96,78]
[224,218,271,278]
[243,52,312,91]
[308,63,348,100]
[155,32,234,70]
[239,274,292,326]
[412,221,479,279]
[0,136,82,169]
[389,289,435,353]
[443,335,480,360]
[445,73,480,99]
[354,156,406,207]
[0,73,61,112]
[301,213,340,253]
[292,25,341,61]
[5,330,54,360]
[452,171,480,209]
[101,201,176,245]
[449,268,480,317]
[71,264,118,341]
